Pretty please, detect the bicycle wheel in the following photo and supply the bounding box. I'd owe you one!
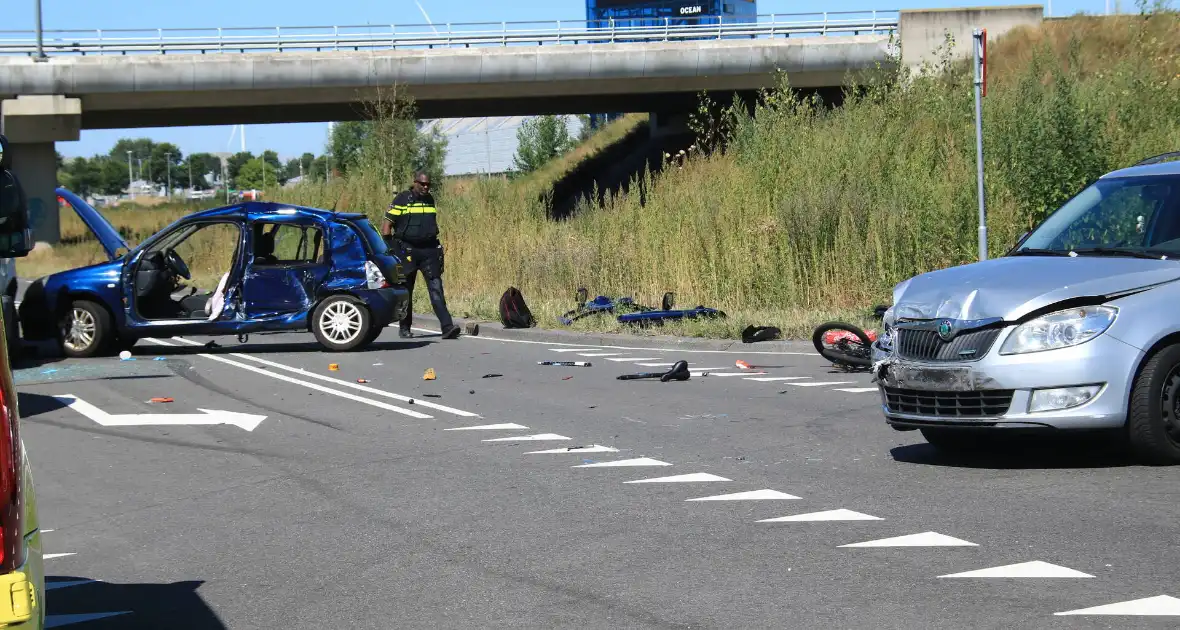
[811,321,874,369]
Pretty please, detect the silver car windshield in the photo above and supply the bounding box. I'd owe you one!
[1014,175,1180,259]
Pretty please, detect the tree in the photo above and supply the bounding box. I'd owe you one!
[328,121,369,175]
[147,142,183,192]
[324,87,450,187]
[227,151,254,186]
[511,115,575,174]
[234,157,281,190]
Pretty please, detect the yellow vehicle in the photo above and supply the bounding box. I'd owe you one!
[0,134,44,628]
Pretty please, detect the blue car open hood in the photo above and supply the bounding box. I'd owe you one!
[55,187,130,260]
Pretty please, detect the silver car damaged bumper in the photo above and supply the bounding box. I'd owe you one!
[873,329,1145,431]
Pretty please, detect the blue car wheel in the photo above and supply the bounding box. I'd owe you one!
[60,299,114,358]
[311,295,374,352]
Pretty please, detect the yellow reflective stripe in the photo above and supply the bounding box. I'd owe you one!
[401,207,436,214]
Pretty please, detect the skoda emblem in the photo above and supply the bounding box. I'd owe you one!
[937,319,954,341]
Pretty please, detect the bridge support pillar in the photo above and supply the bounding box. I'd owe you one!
[649,112,691,138]
[1,95,83,246]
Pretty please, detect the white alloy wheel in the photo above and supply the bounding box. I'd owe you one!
[64,306,97,352]
[312,295,374,352]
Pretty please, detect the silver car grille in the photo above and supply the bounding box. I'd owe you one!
[896,328,1002,362]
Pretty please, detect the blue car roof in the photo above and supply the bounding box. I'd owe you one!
[1101,160,1180,180]
[183,201,369,222]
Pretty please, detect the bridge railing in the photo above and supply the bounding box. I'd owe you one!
[0,11,898,56]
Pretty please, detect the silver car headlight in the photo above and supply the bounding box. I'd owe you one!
[999,305,1118,355]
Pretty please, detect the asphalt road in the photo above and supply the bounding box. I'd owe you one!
[13,324,1180,629]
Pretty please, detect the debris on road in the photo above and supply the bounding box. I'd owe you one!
[464,322,480,336]
[562,376,573,380]
[741,325,781,343]
[539,361,591,367]
[423,368,436,380]
[482,373,502,379]
[424,394,442,398]
[149,397,174,403]
[736,360,754,370]
[328,364,340,371]
[119,350,133,360]
[618,360,691,382]
[152,356,166,361]
[357,378,369,384]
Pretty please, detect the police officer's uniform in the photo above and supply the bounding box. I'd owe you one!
[385,187,458,338]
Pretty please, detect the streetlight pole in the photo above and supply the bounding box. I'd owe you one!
[126,151,134,200]
[165,152,172,198]
[33,0,47,61]
[972,28,988,262]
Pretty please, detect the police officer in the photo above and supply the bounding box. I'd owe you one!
[382,171,460,339]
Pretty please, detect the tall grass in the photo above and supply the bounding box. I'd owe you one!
[25,13,1180,339]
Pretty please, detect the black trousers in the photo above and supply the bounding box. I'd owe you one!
[398,243,454,332]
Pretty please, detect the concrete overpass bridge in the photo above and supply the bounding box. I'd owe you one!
[0,5,1042,243]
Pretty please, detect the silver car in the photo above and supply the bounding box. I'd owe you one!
[873,153,1180,464]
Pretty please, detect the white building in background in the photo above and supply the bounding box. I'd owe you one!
[420,115,585,176]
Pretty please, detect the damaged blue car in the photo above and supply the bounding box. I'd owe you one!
[18,188,409,357]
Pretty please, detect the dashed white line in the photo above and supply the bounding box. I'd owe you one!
[446,423,529,431]
[1055,595,1180,616]
[45,553,76,559]
[573,457,671,468]
[482,434,570,442]
[839,532,977,548]
[939,561,1094,579]
[577,352,623,357]
[834,387,878,393]
[606,357,661,362]
[758,509,882,522]
[687,489,802,501]
[624,473,730,483]
[743,377,811,382]
[780,381,856,388]
[526,445,619,454]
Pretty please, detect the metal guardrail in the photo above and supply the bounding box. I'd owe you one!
[0,11,898,56]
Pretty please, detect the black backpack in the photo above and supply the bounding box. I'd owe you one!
[499,287,536,329]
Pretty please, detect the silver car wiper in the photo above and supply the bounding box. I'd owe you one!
[1069,247,1168,260]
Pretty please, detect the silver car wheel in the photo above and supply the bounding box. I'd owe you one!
[63,307,96,352]
[319,300,363,344]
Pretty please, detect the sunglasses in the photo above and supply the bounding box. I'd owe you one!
[414,180,431,187]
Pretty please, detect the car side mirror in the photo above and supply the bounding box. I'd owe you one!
[0,134,35,258]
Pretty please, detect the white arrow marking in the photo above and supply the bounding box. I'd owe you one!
[482,434,570,442]
[687,489,802,501]
[573,457,671,468]
[526,445,619,454]
[758,509,882,522]
[1055,595,1180,616]
[625,472,730,483]
[53,395,266,431]
[47,612,133,628]
[445,423,528,431]
[939,561,1094,579]
[839,531,977,547]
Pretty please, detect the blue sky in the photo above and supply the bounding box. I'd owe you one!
[10,0,1115,161]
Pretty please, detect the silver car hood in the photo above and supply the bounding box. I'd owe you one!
[891,256,1180,322]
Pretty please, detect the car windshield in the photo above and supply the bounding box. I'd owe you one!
[1013,174,1180,258]
[350,218,390,255]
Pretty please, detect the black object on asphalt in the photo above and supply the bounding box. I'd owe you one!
[617,360,691,382]
[742,325,781,343]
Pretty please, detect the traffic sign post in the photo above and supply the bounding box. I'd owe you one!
[973,28,988,261]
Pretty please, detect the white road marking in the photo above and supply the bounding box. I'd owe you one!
[573,457,671,468]
[46,613,133,628]
[52,394,267,431]
[839,532,977,548]
[577,352,623,357]
[698,371,766,377]
[758,509,882,522]
[1055,595,1180,616]
[168,337,478,417]
[482,434,570,442]
[744,377,811,382]
[45,553,76,559]
[42,529,54,533]
[546,348,604,353]
[624,472,730,483]
[143,338,433,419]
[939,561,1094,579]
[526,445,619,454]
[446,423,528,431]
[687,489,802,501]
[47,579,96,591]
[606,357,661,362]
[781,381,856,387]
[834,387,878,393]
